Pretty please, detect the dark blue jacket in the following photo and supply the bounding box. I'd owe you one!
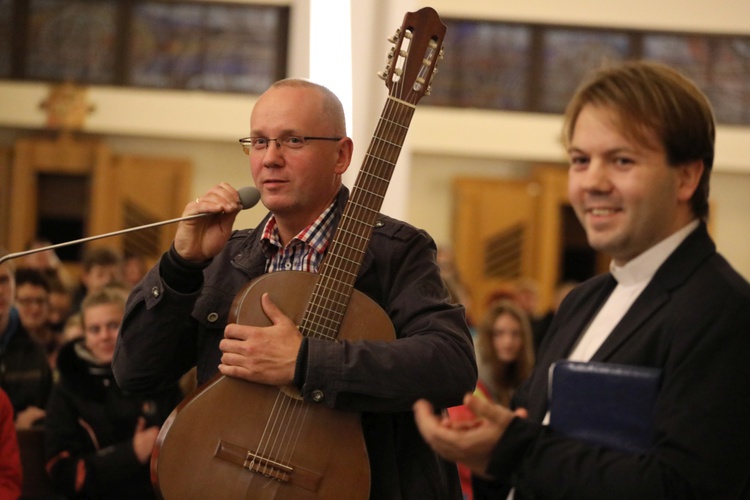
[114,187,477,500]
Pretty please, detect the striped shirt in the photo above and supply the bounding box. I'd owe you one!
[261,200,339,273]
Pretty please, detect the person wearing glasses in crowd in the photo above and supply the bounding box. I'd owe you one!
[113,78,477,499]
[414,60,750,499]
[14,268,60,368]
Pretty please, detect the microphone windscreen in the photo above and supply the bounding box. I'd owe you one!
[238,186,261,210]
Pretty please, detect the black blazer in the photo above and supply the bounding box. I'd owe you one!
[488,222,750,499]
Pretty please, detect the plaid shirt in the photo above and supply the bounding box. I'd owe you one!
[261,200,338,273]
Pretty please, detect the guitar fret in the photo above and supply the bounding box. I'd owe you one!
[369,136,405,150]
[308,298,353,316]
[306,309,348,328]
[319,268,359,281]
[378,116,410,129]
[364,146,401,159]
[305,304,345,320]
[324,259,365,272]
[335,226,372,240]
[329,239,366,256]
[307,298,348,313]
[321,265,360,279]
[316,275,358,292]
[316,274,356,286]
[308,300,348,316]
[360,168,395,182]
[370,141,405,154]
[306,312,348,331]
[340,215,377,226]
[358,169,392,183]
[307,307,348,323]
[352,188,383,201]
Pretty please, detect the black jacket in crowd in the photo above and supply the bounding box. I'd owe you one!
[0,308,52,421]
[45,339,182,499]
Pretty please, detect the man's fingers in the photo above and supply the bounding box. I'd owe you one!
[465,394,501,420]
[412,399,435,426]
[260,293,289,326]
[514,407,529,419]
[413,399,440,436]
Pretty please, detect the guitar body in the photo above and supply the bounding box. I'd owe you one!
[152,271,395,500]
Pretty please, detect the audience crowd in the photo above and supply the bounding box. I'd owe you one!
[2,238,557,500]
[1,244,153,499]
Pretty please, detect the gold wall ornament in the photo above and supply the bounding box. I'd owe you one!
[39,82,96,131]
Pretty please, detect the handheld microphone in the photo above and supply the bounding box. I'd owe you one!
[0,186,261,265]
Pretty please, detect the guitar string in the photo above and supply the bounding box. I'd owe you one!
[274,58,414,475]
[248,32,425,486]
[314,75,412,323]
[279,90,400,470]
[252,92,405,484]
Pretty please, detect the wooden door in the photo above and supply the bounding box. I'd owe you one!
[452,165,606,324]
[452,176,541,324]
[8,133,112,259]
[109,154,192,263]
[7,134,191,270]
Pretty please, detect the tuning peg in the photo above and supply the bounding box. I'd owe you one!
[387,29,401,44]
[425,85,433,96]
[377,61,391,80]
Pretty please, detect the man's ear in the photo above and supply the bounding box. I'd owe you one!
[334,137,354,175]
[676,160,704,203]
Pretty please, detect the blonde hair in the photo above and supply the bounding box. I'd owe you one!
[80,285,128,328]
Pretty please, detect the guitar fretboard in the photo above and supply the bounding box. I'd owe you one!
[301,98,416,341]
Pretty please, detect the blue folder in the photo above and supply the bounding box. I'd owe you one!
[548,360,662,453]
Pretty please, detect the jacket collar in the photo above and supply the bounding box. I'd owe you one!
[230,186,355,277]
[592,222,715,361]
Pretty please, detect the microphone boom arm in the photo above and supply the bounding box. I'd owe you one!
[1,212,210,265]
[0,186,261,265]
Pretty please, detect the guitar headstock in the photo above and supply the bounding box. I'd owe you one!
[378,7,446,106]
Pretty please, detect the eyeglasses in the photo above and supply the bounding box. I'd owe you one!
[16,297,48,307]
[239,135,342,154]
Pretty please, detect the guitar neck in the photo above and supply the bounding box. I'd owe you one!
[297,6,445,342]
[302,99,416,341]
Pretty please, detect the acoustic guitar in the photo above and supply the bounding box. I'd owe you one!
[151,7,446,499]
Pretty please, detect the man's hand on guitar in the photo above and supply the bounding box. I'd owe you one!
[219,293,302,386]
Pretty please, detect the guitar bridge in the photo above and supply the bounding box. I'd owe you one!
[214,440,322,493]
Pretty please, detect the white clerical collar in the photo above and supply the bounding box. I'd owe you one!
[610,219,700,286]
